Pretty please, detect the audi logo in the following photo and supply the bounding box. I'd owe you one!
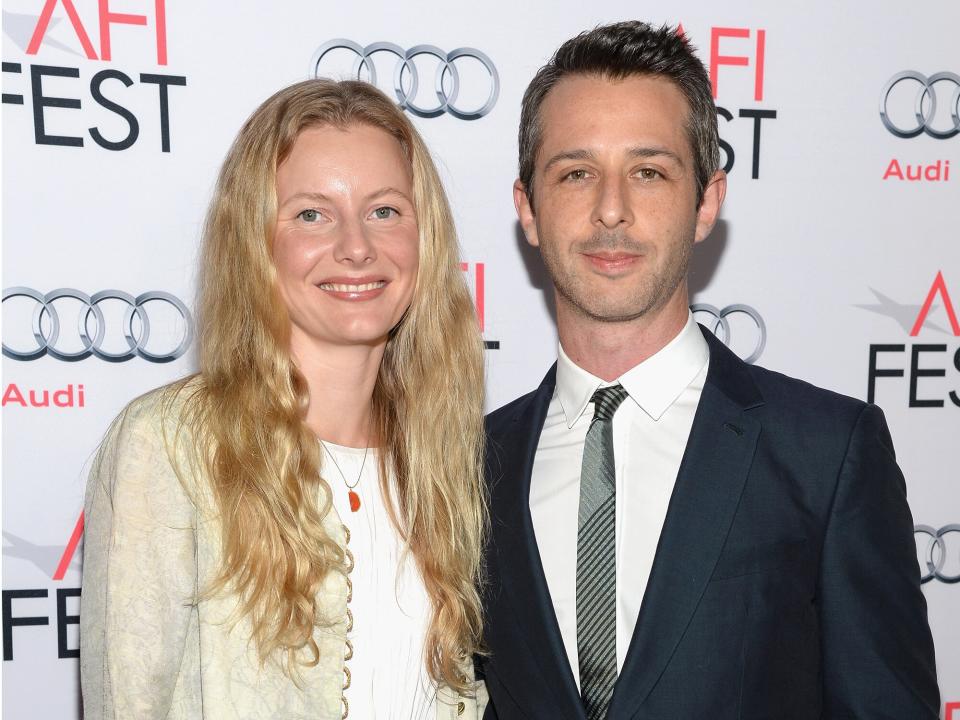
[2,287,193,363]
[915,524,960,584]
[879,71,960,139]
[310,39,499,120]
[690,303,766,364]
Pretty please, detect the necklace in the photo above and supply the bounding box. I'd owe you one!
[320,440,368,513]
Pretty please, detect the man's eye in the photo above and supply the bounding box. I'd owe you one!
[564,169,589,181]
[298,209,321,222]
[371,206,398,220]
[638,168,661,180]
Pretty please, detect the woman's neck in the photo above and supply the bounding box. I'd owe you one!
[290,331,384,447]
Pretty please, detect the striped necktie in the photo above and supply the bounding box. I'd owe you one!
[577,384,629,720]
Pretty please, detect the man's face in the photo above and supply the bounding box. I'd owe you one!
[515,74,724,324]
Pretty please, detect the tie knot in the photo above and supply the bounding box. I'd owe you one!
[590,384,629,423]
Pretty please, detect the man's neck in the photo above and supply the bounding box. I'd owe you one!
[556,295,690,382]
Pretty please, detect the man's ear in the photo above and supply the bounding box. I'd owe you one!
[694,170,727,244]
[513,178,540,247]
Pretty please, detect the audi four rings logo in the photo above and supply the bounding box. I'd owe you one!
[690,304,767,364]
[2,288,194,363]
[915,525,960,584]
[310,39,499,120]
[880,71,960,139]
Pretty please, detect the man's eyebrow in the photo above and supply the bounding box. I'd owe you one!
[628,145,685,166]
[542,149,597,173]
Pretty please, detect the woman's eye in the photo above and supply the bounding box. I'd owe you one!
[298,209,322,222]
[371,206,398,220]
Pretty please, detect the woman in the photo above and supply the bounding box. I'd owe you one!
[80,79,487,719]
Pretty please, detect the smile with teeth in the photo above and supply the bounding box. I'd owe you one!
[318,281,386,292]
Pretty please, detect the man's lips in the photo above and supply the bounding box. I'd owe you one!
[582,252,642,272]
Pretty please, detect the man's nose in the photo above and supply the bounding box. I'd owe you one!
[593,175,634,229]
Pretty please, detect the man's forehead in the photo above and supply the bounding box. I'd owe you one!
[536,73,692,159]
[540,73,690,123]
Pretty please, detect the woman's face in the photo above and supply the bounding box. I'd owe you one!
[273,124,419,353]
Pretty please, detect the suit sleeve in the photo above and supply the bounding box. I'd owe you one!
[80,398,198,719]
[818,403,940,718]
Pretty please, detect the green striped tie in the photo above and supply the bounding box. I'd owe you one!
[577,384,629,720]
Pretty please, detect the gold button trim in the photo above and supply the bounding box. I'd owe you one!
[340,524,354,718]
[457,701,466,715]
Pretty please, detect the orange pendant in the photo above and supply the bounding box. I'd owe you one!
[348,490,361,512]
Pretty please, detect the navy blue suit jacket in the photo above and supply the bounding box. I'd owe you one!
[479,327,939,719]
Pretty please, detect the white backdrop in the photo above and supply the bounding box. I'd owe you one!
[2,1,958,717]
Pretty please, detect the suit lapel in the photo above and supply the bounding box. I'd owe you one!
[608,329,764,719]
[487,365,586,718]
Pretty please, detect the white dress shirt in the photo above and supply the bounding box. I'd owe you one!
[529,313,709,687]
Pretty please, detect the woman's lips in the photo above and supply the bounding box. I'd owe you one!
[317,279,388,300]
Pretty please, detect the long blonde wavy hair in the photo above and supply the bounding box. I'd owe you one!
[170,79,486,691]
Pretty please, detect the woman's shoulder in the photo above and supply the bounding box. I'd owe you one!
[87,376,219,523]
[93,376,207,484]
[109,375,203,441]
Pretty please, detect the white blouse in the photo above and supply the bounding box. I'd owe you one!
[320,441,437,719]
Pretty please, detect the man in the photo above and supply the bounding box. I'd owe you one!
[478,21,939,719]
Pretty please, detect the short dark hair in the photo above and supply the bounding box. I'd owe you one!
[518,21,720,206]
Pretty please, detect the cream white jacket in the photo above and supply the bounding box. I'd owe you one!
[80,387,486,719]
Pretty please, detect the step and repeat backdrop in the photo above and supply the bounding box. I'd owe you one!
[2,1,958,717]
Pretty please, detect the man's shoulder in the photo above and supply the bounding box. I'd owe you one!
[485,364,557,434]
[709,348,892,481]
[741,360,871,434]
[702,325,862,417]
[485,386,543,433]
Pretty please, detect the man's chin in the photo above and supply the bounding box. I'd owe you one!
[562,295,659,324]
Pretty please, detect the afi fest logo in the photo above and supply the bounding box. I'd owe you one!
[879,71,958,183]
[460,262,499,349]
[860,271,960,407]
[2,514,83,661]
[1,0,185,151]
[678,23,777,180]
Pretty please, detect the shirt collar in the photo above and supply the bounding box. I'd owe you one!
[556,312,709,428]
